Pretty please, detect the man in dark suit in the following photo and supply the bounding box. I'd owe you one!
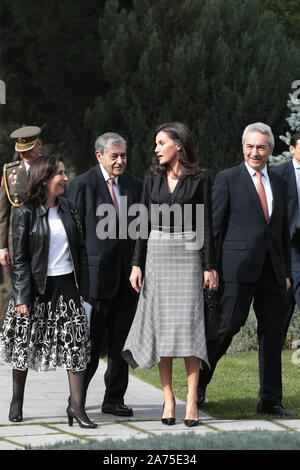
[197,122,293,416]
[272,132,300,344]
[68,132,142,417]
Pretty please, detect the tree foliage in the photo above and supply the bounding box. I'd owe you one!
[0,0,104,171]
[84,0,300,178]
[269,93,300,166]
[0,0,300,179]
[259,0,300,47]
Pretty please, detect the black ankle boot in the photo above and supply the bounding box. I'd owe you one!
[66,405,97,429]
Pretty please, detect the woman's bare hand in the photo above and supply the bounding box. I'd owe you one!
[203,269,219,290]
[15,304,29,316]
[130,266,143,293]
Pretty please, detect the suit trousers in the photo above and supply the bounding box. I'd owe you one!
[84,274,137,405]
[198,252,289,405]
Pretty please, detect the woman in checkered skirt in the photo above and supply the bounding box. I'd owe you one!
[123,122,218,427]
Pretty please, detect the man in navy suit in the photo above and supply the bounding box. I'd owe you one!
[68,132,142,417]
[197,122,293,416]
[272,132,300,344]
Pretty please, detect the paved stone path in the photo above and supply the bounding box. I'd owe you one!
[0,360,299,450]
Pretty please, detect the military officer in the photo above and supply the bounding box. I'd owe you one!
[0,126,42,268]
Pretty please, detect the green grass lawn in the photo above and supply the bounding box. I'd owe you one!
[129,350,300,420]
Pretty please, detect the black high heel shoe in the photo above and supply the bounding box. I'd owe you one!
[184,401,199,427]
[184,418,199,427]
[161,397,176,426]
[66,405,97,429]
[9,400,23,423]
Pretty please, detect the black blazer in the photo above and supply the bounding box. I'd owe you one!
[68,165,142,300]
[272,160,298,239]
[212,162,291,286]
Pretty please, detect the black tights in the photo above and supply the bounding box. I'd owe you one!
[10,368,88,419]
[9,369,28,417]
[67,370,90,420]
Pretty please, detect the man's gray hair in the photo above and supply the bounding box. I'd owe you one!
[242,122,274,149]
[95,132,127,154]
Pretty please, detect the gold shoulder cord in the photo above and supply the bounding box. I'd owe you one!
[3,164,23,208]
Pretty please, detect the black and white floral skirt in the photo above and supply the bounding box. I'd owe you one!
[0,273,91,372]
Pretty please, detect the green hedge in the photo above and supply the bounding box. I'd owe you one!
[228,305,300,353]
[29,430,300,450]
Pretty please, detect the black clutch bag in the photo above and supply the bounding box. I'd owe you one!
[204,287,219,341]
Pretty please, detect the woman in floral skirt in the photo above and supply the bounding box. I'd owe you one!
[0,154,96,428]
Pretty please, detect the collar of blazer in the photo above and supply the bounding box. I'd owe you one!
[35,197,67,217]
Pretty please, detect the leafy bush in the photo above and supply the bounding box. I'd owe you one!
[227,305,300,353]
[30,430,300,450]
[227,307,258,353]
[285,307,300,349]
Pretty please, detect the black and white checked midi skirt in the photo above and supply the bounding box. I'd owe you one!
[122,230,209,370]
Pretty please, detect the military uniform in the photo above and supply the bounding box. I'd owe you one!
[0,161,29,256]
[0,126,41,260]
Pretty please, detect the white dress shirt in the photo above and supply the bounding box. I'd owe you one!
[24,161,30,175]
[244,161,273,217]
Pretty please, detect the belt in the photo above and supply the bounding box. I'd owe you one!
[152,225,194,233]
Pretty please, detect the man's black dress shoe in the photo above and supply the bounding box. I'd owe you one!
[102,403,133,417]
[197,386,206,408]
[257,401,294,417]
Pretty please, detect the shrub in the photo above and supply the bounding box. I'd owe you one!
[227,307,258,353]
[30,430,300,450]
[227,305,300,353]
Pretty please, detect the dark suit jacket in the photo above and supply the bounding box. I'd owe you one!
[213,162,291,286]
[68,165,143,300]
[271,160,298,239]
